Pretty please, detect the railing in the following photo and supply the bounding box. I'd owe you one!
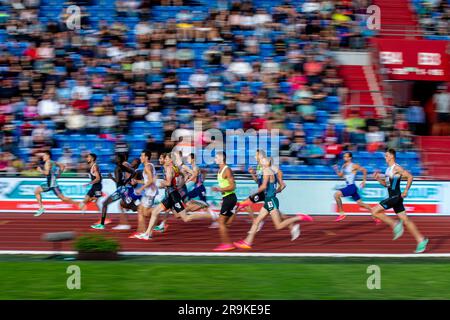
[376,24,423,38]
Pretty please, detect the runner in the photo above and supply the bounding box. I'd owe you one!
[234,156,313,250]
[113,159,142,230]
[182,153,219,228]
[371,148,429,253]
[131,150,158,236]
[131,152,192,240]
[210,151,238,251]
[79,153,102,213]
[333,152,380,223]
[90,155,139,229]
[34,150,81,217]
[236,149,266,223]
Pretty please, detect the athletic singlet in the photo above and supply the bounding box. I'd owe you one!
[164,165,179,194]
[217,165,234,198]
[114,162,130,188]
[256,164,263,186]
[385,163,402,196]
[46,160,59,188]
[342,162,356,185]
[264,168,278,198]
[89,163,102,185]
[143,163,158,197]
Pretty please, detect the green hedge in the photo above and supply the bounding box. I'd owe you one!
[74,234,120,253]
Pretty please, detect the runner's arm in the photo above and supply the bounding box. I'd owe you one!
[256,172,269,194]
[276,169,286,193]
[88,164,101,185]
[397,166,413,197]
[372,171,386,186]
[354,164,367,187]
[55,162,65,178]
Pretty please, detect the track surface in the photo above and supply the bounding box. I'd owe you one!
[0,213,449,254]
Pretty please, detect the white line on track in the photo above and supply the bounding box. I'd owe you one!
[1,250,450,258]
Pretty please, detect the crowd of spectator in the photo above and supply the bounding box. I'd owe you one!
[0,0,418,174]
[415,0,450,37]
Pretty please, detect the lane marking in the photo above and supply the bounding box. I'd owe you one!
[0,250,449,258]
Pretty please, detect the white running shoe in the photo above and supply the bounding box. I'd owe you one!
[136,233,152,240]
[291,224,301,241]
[112,224,131,230]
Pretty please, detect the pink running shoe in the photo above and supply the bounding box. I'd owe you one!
[213,243,236,252]
[297,213,313,222]
[335,214,346,222]
[233,240,252,249]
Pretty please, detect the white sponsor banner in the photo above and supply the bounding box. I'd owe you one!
[0,178,448,215]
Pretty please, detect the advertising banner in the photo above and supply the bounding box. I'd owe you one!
[0,178,448,215]
[373,38,450,81]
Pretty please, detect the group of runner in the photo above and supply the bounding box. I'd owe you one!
[33,148,429,253]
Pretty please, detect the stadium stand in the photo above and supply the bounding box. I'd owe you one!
[0,0,438,178]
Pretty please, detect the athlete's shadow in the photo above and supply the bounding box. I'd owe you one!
[425,235,450,251]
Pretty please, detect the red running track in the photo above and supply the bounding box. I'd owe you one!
[0,213,449,254]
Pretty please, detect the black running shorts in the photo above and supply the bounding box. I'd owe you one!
[162,190,185,213]
[220,193,238,217]
[380,194,405,214]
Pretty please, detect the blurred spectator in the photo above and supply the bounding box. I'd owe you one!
[58,148,75,173]
[406,101,426,135]
[365,125,386,152]
[305,137,326,165]
[433,86,450,123]
[324,137,343,163]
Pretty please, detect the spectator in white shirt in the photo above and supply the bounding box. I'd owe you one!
[188,69,209,89]
[253,98,271,117]
[131,55,151,74]
[206,83,224,103]
[37,94,60,118]
[302,0,321,13]
[227,58,253,79]
[71,80,92,101]
[261,57,280,74]
[433,86,450,123]
[253,8,272,26]
[65,108,87,133]
[135,21,153,36]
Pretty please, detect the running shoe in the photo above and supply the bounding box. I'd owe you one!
[335,214,346,222]
[136,233,152,241]
[209,221,219,228]
[154,224,169,233]
[112,224,131,230]
[414,238,429,253]
[213,243,236,251]
[34,207,45,217]
[233,240,252,249]
[128,232,141,239]
[256,220,265,233]
[393,220,404,240]
[94,218,112,225]
[90,223,105,230]
[291,224,301,241]
[297,213,313,222]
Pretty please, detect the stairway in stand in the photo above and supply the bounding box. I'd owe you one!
[372,0,422,38]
